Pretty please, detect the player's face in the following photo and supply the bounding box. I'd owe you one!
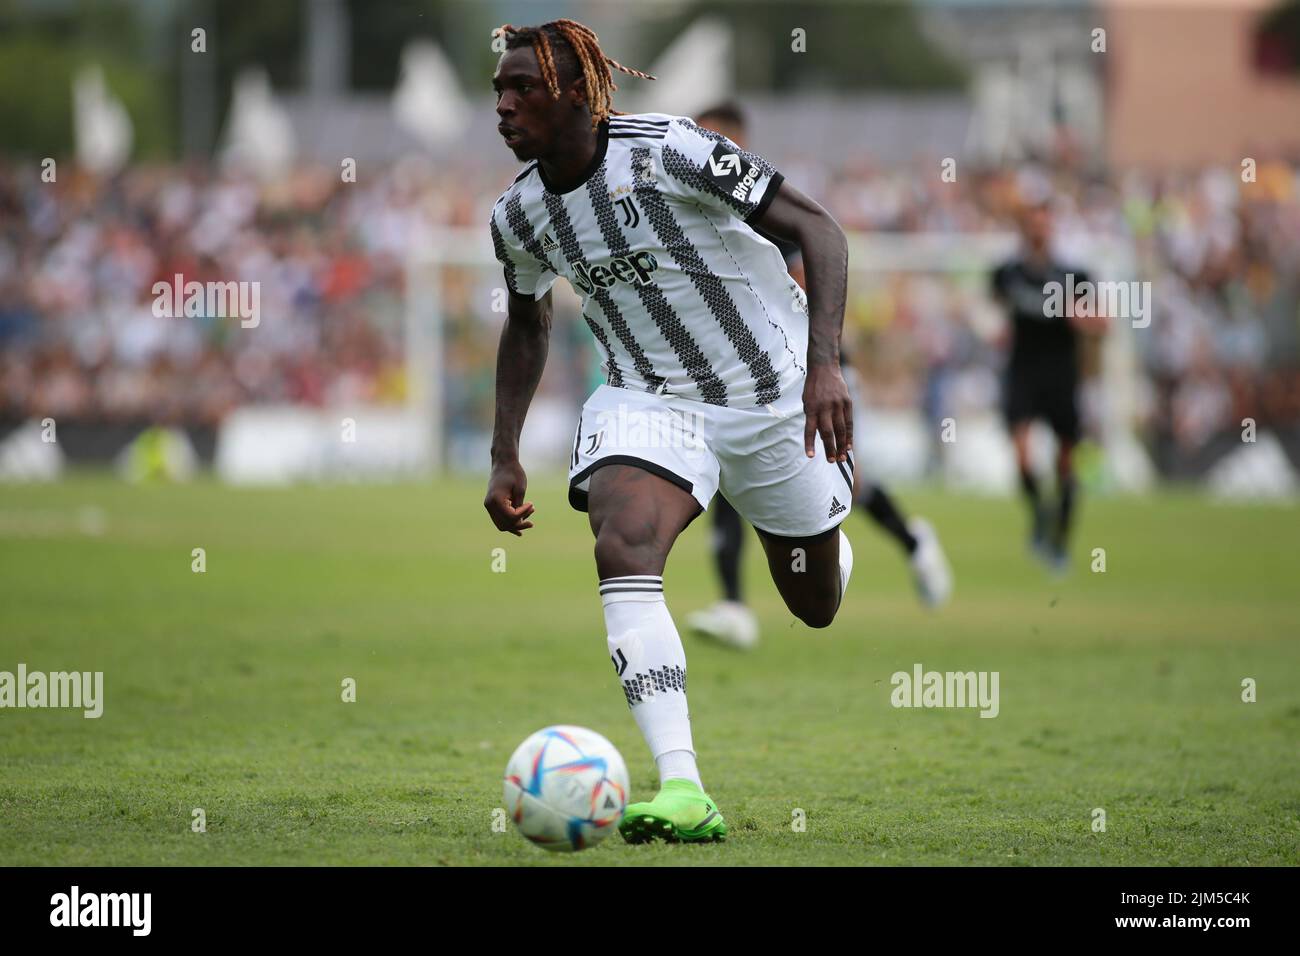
[493,47,571,161]
[1021,205,1052,250]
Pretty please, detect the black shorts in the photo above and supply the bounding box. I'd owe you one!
[1004,368,1080,443]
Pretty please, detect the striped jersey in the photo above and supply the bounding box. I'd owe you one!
[489,113,809,407]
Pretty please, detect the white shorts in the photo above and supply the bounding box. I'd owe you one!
[840,363,874,486]
[567,383,854,539]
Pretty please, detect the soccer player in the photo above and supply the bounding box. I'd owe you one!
[991,198,1107,572]
[685,103,952,651]
[483,19,855,843]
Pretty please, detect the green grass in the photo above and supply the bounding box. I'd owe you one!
[1,475,1297,866]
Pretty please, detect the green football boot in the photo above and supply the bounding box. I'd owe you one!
[619,779,727,843]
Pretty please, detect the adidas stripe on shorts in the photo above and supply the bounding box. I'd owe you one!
[567,380,854,539]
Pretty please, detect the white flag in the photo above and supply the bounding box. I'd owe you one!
[393,39,470,150]
[74,65,133,176]
[221,67,296,181]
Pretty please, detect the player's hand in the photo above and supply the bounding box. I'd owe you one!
[484,459,535,536]
[803,362,853,463]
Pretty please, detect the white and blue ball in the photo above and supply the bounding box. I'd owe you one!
[503,725,629,852]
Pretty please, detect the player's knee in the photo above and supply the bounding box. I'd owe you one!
[789,589,839,629]
[799,602,838,630]
[593,516,661,576]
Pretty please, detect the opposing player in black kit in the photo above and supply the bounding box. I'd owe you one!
[991,199,1107,573]
[685,103,952,649]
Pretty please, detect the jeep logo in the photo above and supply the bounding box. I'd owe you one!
[572,251,659,296]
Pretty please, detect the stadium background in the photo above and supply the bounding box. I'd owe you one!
[1,0,1298,867]
[3,0,1298,489]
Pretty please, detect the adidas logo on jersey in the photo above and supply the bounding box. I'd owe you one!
[571,250,660,297]
[540,231,559,253]
[828,496,847,518]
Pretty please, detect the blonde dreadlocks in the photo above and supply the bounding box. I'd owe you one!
[492,19,656,131]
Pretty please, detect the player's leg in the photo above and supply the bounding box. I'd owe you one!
[1046,382,1082,571]
[711,495,745,602]
[855,469,953,608]
[567,386,728,843]
[1053,438,1077,561]
[717,391,856,629]
[1006,369,1048,553]
[753,523,849,629]
[845,378,952,606]
[685,495,759,649]
[856,480,916,554]
[588,463,698,577]
[1011,420,1049,554]
[588,465,697,789]
[585,464,727,843]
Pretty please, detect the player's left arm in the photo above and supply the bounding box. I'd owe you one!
[750,182,852,463]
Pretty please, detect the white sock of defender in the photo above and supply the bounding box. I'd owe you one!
[601,575,703,790]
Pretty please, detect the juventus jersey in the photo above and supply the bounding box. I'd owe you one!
[489,113,809,407]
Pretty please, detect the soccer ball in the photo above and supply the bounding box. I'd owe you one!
[503,725,629,852]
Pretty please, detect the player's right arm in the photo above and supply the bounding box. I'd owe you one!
[485,287,552,536]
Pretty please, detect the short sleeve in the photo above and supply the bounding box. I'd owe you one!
[658,118,784,224]
[990,263,1010,302]
[489,202,557,300]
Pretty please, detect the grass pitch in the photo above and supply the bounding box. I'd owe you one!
[1,475,1297,866]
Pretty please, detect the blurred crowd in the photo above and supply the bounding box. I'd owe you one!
[0,157,486,427]
[1,140,1297,472]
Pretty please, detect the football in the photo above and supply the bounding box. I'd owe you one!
[503,725,630,851]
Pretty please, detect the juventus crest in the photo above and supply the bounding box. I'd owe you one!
[615,196,639,229]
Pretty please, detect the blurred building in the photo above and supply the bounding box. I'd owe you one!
[1103,0,1300,169]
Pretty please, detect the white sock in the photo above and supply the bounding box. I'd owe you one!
[656,750,703,789]
[601,575,702,789]
[838,530,854,608]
